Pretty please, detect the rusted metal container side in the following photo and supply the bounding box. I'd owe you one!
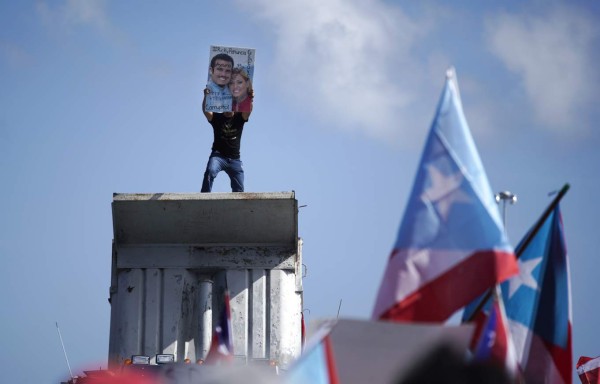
[108,192,303,368]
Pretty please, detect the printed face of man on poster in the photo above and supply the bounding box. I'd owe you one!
[209,53,234,87]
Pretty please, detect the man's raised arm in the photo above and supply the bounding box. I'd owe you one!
[202,88,213,122]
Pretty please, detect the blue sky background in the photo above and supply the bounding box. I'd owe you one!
[1,1,599,382]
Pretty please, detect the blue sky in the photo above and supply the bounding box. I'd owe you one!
[1,1,599,382]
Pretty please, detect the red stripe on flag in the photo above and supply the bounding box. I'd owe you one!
[380,250,517,322]
[301,312,306,350]
[544,324,572,384]
[324,336,340,384]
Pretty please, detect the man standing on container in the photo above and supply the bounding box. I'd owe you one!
[200,86,253,192]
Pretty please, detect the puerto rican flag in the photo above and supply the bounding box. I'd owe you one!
[504,205,572,383]
[473,288,518,376]
[577,356,600,384]
[372,69,518,322]
[206,290,233,363]
[464,202,572,383]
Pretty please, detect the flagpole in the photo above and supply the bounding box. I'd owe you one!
[464,183,570,322]
[513,183,569,258]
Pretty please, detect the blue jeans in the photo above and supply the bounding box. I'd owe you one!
[201,151,244,192]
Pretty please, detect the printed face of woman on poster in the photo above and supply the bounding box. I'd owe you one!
[229,68,253,112]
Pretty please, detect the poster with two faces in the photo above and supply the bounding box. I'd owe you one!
[205,45,255,113]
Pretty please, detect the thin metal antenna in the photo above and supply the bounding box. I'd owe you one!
[336,299,342,319]
[56,322,74,380]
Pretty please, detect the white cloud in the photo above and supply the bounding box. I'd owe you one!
[237,0,439,143]
[486,6,599,136]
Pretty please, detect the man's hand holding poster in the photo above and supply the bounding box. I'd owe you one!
[206,45,255,113]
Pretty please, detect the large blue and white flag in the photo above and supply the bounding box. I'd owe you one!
[372,70,518,322]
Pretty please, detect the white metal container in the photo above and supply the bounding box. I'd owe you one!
[108,192,303,368]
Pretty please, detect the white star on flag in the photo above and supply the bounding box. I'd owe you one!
[508,256,542,298]
[421,163,471,220]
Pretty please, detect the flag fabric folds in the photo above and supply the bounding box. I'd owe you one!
[473,288,518,376]
[506,205,572,383]
[577,356,600,384]
[464,203,572,383]
[206,290,233,363]
[372,70,518,322]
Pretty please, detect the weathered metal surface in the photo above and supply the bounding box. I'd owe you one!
[108,268,200,365]
[250,269,267,359]
[112,192,297,246]
[112,192,295,201]
[295,239,304,293]
[108,192,303,369]
[228,270,249,358]
[115,246,297,270]
[198,278,213,358]
[269,269,302,367]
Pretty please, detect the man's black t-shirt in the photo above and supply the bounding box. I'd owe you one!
[210,113,247,159]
